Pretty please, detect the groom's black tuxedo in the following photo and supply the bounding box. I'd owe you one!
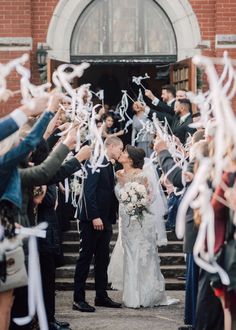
[79,158,118,228]
[74,158,118,303]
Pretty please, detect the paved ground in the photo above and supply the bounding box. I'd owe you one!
[55,290,185,330]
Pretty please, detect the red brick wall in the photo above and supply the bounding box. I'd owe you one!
[0,0,57,116]
[190,0,236,110]
[0,0,236,116]
[0,0,32,115]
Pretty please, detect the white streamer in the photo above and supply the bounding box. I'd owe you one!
[13,223,48,329]
[132,73,150,90]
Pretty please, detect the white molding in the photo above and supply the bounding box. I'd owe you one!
[0,37,32,51]
[47,0,201,62]
[215,34,236,49]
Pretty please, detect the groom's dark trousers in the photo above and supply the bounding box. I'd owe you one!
[73,159,117,303]
[74,222,112,302]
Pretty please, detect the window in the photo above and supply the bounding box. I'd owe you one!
[70,0,177,56]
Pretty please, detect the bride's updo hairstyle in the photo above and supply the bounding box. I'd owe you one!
[125,145,145,169]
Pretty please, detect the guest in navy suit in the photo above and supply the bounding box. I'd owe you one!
[73,136,123,312]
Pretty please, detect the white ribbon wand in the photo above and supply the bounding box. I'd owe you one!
[0,53,29,101]
[88,104,106,173]
[193,52,236,187]
[91,89,104,107]
[132,73,150,90]
[13,223,48,330]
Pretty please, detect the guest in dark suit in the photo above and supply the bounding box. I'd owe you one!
[170,98,195,144]
[73,136,123,312]
[145,84,176,116]
[147,98,195,145]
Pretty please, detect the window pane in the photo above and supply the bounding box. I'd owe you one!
[111,0,138,54]
[144,0,176,54]
[70,0,176,56]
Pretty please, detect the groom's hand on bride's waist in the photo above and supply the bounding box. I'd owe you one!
[92,218,104,231]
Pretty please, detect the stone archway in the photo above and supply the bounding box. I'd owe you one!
[47,0,201,62]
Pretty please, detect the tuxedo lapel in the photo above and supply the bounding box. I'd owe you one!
[171,115,180,130]
[179,115,192,127]
[103,158,115,188]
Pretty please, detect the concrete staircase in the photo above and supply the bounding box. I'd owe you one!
[56,220,186,291]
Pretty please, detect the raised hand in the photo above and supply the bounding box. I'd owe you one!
[145,89,155,101]
[47,93,62,113]
[20,96,49,117]
[63,127,77,150]
[75,145,91,162]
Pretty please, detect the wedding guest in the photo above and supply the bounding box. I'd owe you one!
[176,89,188,100]
[0,96,57,330]
[154,137,208,329]
[102,114,124,140]
[131,101,153,157]
[145,84,176,116]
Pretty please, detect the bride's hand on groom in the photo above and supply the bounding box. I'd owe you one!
[92,218,104,231]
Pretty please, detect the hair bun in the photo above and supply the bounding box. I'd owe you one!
[126,145,145,169]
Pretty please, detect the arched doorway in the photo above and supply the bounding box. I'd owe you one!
[47,0,201,105]
[69,0,177,106]
[47,0,201,62]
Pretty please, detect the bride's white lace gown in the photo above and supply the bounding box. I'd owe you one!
[108,164,175,308]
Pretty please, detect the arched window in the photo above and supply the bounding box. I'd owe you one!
[70,0,177,57]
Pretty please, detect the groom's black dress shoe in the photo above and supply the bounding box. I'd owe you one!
[54,319,70,327]
[95,296,122,308]
[73,301,96,312]
[49,321,71,330]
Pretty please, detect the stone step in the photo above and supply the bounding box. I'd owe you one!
[55,277,185,291]
[63,252,186,266]
[64,227,179,242]
[62,240,183,254]
[56,264,186,279]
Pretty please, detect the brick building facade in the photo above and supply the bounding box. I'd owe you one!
[0,0,236,116]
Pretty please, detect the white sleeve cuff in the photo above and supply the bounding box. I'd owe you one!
[152,98,160,106]
[145,106,150,115]
[10,109,28,128]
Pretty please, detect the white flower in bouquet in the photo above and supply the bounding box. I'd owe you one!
[119,180,151,226]
[127,203,134,212]
[131,195,138,203]
[121,192,128,201]
[136,185,146,194]
[131,182,139,189]
[129,190,136,197]
[141,197,147,204]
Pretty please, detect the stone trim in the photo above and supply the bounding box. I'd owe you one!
[47,0,201,62]
[0,37,32,51]
[215,35,236,49]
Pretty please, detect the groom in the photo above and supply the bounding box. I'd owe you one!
[73,136,123,312]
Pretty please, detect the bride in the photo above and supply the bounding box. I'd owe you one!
[108,144,174,308]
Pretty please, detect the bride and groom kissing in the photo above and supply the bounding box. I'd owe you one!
[73,136,171,312]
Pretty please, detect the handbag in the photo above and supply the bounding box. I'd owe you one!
[0,245,28,292]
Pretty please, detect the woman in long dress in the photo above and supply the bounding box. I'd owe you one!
[131,102,153,157]
[108,145,175,308]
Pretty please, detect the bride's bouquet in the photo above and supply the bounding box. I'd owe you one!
[119,181,150,225]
